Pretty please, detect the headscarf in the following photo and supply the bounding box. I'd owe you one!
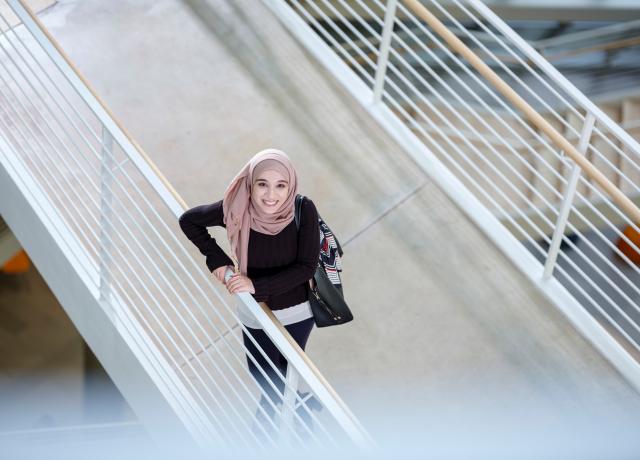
[223,148,298,275]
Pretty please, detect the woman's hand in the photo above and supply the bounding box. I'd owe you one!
[226,273,256,295]
[213,265,234,284]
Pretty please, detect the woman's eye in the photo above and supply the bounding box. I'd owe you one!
[278,184,286,188]
[257,183,266,187]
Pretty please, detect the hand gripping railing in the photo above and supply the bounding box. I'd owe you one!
[0,0,371,450]
[266,0,640,388]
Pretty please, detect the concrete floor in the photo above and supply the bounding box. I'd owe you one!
[4,0,640,440]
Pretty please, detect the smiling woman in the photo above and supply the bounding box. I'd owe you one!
[252,170,290,214]
[178,149,320,438]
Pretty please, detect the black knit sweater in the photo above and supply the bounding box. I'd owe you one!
[178,198,320,310]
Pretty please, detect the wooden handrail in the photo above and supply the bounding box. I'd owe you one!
[402,0,640,224]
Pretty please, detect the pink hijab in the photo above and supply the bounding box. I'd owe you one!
[223,149,298,275]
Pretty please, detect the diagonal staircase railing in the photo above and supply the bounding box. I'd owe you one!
[0,0,371,450]
[266,0,640,390]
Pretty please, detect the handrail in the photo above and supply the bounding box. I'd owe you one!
[533,19,640,50]
[245,295,371,447]
[402,0,640,225]
[398,90,640,152]
[268,0,640,394]
[9,0,187,217]
[7,0,371,448]
[542,36,640,61]
[466,0,640,167]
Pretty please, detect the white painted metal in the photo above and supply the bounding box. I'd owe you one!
[0,105,233,445]
[0,15,101,159]
[3,0,639,448]
[433,0,640,310]
[465,0,640,157]
[435,0,577,133]
[533,18,640,50]
[388,0,569,183]
[543,113,595,280]
[99,126,114,303]
[330,0,635,362]
[382,0,640,310]
[280,366,300,444]
[0,71,280,445]
[7,0,185,219]
[372,0,398,104]
[0,0,372,449]
[380,1,567,197]
[0,135,213,448]
[339,0,570,231]
[263,0,640,394]
[1,59,280,422]
[289,0,376,87]
[0,75,298,446]
[446,0,640,197]
[371,77,640,347]
[222,270,367,447]
[235,292,370,447]
[431,0,640,283]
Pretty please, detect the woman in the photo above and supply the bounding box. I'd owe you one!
[178,148,320,436]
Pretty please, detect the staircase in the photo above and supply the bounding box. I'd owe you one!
[2,0,640,452]
[0,0,370,451]
[265,0,640,386]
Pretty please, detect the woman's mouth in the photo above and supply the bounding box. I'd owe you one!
[263,200,278,207]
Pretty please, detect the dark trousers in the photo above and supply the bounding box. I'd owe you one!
[242,317,315,410]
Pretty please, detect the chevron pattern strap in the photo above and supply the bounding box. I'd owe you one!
[294,194,344,288]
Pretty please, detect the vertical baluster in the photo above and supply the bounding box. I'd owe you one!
[372,0,398,104]
[543,112,596,280]
[99,125,114,303]
[279,365,300,444]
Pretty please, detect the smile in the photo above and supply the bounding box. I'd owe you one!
[263,200,278,206]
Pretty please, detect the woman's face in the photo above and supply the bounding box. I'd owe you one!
[251,169,290,215]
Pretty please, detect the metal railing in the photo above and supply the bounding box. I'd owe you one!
[269,0,640,384]
[533,19,640,59]
[0,0,371,450]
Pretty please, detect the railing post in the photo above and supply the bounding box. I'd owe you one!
[279,365,300,444]
[372,0,398,104]
[99,125,114,302]
[543,112,596,280]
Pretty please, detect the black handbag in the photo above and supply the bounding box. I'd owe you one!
[295,195,353,327]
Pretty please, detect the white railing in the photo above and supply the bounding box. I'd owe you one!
[266,0,640,387]
[533,19,640,57]
[0,0,371,451]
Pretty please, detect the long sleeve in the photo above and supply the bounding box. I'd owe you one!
[178,200,234,272]
[250,198,320,299]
